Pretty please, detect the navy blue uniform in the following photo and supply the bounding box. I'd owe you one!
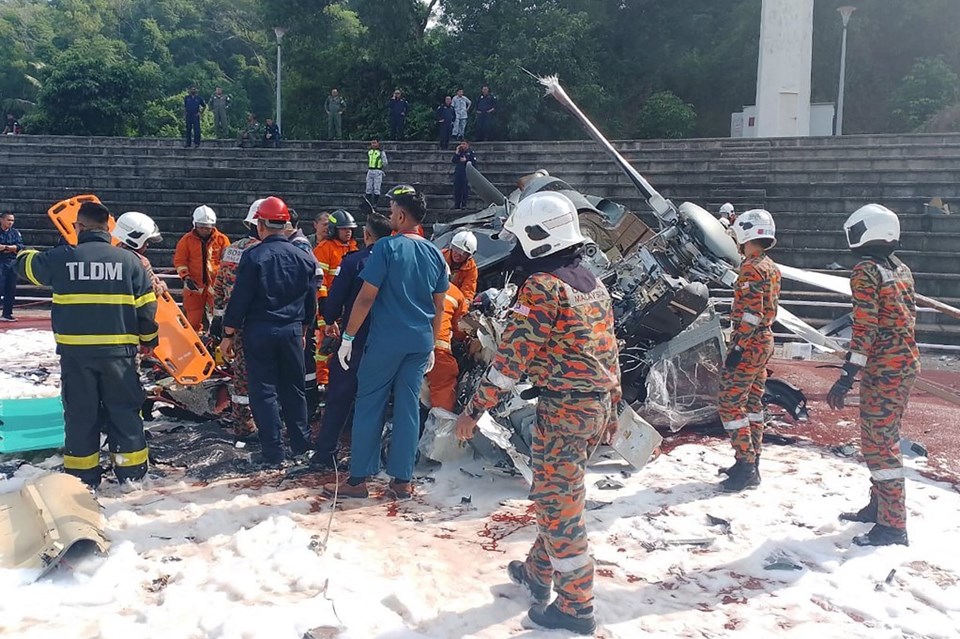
[313,245,374,464]
[387,97,409,140]
[184,94,206,147]
[0,224,24,319]
[475,93,497,141]
[436,104,456,149]
[263,122,281,148]
[15,231,159,486]
[452,148,478,209]
[224,234,318,463]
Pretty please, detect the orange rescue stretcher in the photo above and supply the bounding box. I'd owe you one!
[47,195,215,385]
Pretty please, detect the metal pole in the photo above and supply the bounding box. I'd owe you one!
[274,27,286,135]
[836,7,856,135]
[276,41,282,133]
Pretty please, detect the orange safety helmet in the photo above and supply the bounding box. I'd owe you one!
[254,196,290,222]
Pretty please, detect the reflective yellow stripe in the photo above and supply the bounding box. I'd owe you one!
[135,292,157,307]
[22,250,42,286]
[64,452,101,470]
[317,261,331,270]
[139,331,158,342]
[111,447,149,467]
[52,293,156,306]
[54,333,140,346]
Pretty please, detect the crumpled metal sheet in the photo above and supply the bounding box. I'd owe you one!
[0,473,108,580]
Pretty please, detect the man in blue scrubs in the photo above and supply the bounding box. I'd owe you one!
[324,185,448,499]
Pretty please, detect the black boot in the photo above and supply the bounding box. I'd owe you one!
[719,459,760,493]
[852,523,908,547]
[527,602,596,636]
[755,454,761,482]
[839,497,878,523]
[720,455,761,480]
[507,560,551,603]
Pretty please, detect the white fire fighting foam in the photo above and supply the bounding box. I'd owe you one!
[1,330,959,638]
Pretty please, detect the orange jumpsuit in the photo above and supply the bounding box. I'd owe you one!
[173,229,230,331]
[442,248,478,303]
[313,237,358,384]
[425,283,469,411]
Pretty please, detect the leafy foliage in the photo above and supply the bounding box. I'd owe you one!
[891,57,959,131]
[0,0,957,139]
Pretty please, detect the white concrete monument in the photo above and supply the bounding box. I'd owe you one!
[754,0,815,137]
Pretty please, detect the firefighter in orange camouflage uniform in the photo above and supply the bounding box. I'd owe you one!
[312,209,358,387]
[718,209,780,492]
[455,192,620,636]
[210,200,263,439]
[828,204,919,547]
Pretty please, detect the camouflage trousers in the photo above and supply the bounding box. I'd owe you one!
[229,330,255,438]
[523,394,611,618]
[718,336,773,463]
[860,364,917,529]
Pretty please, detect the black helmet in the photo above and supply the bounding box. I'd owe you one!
[327,209,357,238]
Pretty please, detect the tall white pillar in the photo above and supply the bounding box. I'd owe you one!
[754,0,814,137]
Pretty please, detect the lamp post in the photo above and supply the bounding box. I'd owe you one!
[274,26,287,135]
[836,6,856,135]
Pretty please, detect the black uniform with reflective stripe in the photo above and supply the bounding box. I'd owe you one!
[15,231,159,356]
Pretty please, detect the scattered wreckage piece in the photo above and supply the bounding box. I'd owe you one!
[0,473,109,581]
[0,396,65,454]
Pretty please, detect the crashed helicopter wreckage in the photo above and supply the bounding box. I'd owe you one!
[419,72,960,478]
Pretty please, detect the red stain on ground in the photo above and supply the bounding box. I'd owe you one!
[478,504,537,552]
[658,359,960,484]
[596,568,614,578]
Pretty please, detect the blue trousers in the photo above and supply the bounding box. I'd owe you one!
[185,114,201,146]
[243,322,311,462]
[0,262,15,318]
[350,347,430,481]
[313,335,366,461]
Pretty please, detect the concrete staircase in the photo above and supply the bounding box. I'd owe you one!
[2,133,959,345]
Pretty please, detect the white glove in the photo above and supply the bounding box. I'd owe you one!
[425,350,435,373]
[338,339,353,370]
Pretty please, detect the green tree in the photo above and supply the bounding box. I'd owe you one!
[890,57,959,131]
[635,91,697,139]
[32,41,162,136]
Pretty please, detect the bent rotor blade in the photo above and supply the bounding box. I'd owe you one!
[527,70,677,224]
[777,263,851,296]
[775,306,841,353]
[466,162,506,206]
[778,263,960,320]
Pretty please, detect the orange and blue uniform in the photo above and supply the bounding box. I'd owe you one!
[464,269,621,620]
[718,252,780,463]
[848,256,920,530]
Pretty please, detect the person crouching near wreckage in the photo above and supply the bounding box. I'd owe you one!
[826,204,919,547]
[454,192,622,636]
[718,209,781,493]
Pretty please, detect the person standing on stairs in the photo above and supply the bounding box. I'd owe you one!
[209,87,231,139]
[387,89,409,140]
[183,86,206,148]
[451,88,471,141]
[717,209,780,493]
[452,141,477,210]
[365,140,389,209]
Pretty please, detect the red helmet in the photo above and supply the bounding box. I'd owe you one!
[254,196,290,222]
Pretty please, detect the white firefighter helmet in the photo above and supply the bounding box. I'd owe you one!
[719,202,735,218]
[245,199,266,227]
[504,192,586,259]
[843,204,901,249]
[192,205,217,227]
[730,208,777,248]
[112,211,161,250]
[450,230,478,255]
